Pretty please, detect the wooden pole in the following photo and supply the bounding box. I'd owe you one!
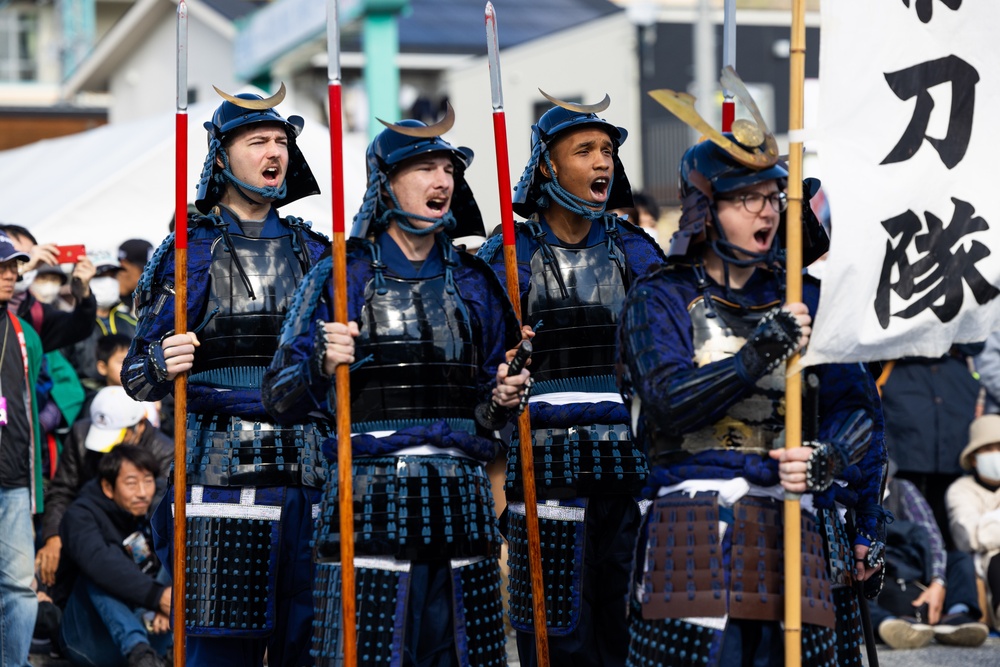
[326,2,357,665]
[485,4,549,664]
[784,0,806,665]
[172,3,188,665]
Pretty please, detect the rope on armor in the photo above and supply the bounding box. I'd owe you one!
[524,219,569,299]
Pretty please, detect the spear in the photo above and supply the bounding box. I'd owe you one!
[485,4,550,665]
[721,0,736,131]
[326,1,357,665]
[784,0,806,664]
[170,0,188,667]
[172,2,188,664]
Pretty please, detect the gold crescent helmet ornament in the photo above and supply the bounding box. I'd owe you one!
[538,89,611,114]
[212,82,287,110]
[377,103,456,138]
[647,66,780,169]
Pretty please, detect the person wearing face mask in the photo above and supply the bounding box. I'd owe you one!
[63,253,138,395]
[0,224,97,353]
[947,414,1000,628]
[29,265,72,311]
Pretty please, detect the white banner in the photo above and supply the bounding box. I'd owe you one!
[804,1,1000,366]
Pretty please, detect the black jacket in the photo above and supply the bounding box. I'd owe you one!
[59,478,167,611]
[42,418,173,542]
[16,291,97,353]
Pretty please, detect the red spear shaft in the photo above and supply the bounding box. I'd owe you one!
[326,1,357,665]
[172,3,188,665]
[486,3,550,665]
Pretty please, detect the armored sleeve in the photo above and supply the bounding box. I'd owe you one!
[619,279,797,439]
[816,361,886,544]
[121,233,212,403]
[263,257,337,424]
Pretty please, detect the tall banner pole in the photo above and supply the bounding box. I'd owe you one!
[172,3,188,665]
[784,0,806,665]
[485,4,549,665]
[721,0,736,131]
[326,2,357,665]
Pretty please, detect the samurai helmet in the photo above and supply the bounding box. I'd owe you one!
[512,90,633,220]
[349,103,484,240]
[648,67,788,258]
[195,83,320,214]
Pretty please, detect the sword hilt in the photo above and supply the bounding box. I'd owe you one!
[476,340,532,430]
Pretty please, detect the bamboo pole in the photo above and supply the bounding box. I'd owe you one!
[783,0,806,665]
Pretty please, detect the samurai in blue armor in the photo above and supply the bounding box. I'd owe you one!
[261,108,530,667]
[476,94,665,667]
[121,86,331,667]
[616,91,888,666]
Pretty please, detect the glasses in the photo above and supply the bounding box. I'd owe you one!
[717,191,788,214]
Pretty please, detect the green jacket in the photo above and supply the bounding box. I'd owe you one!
[13,315,45,512]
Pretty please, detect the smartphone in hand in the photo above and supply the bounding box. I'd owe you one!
[54,244,86,264]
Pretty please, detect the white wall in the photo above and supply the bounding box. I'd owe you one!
[107,15,238,123]
[444,12,641,231]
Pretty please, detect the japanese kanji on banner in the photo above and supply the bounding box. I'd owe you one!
[803,0,1000,366]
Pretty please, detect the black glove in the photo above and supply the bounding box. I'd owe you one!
[735,309,802,381]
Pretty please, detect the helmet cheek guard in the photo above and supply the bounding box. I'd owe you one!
[512,95,633,219]
[348,106,484,240]
[195,84,320,214]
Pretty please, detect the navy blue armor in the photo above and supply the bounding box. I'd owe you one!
[478,97,665,667]
[124,208,330,664]
[264,232,520,666]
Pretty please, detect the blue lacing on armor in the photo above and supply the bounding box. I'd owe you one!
[525,219,569,299]
[136,232,176,298]
[189,365,266,390]
[365,242,389,295]
[532,374,618,396]
[208,213,257,300]
[440,236,459,295]
[351,417,477,435]
[350,162,383,238]
[277,256,332,341]
[215,141,288,203]
[537,150,611,221]
[476,233,504,263]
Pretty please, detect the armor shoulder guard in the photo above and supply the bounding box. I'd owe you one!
[278,255,333,346]
[475,233,504,263]
[457,251,520,345]
[134,233,176,312]
[284,215,331,244]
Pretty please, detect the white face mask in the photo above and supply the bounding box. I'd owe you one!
[14,269,36,294]
[90,276,121,308]
[976,451,1000,481]
[29,282,62,304]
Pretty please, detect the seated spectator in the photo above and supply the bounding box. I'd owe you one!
[0,223,97,352]
[947,414,1000,626]
[874,459,988,649]
[58,445,171,667]
[35,387,172,596]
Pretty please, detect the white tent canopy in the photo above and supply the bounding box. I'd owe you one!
[0,101,368,256]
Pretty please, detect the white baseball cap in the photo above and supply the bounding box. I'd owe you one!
[85,387,147,453]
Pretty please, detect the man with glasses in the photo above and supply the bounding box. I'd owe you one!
[0,231,45,667]
[617,132,887,665]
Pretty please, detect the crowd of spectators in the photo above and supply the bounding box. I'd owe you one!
[0,225,172,667]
